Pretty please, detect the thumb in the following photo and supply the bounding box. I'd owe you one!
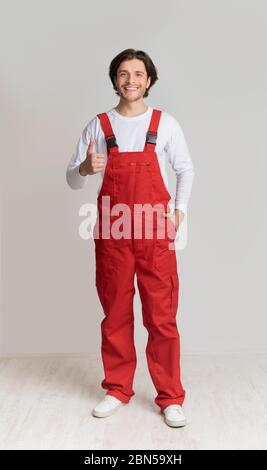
[87,137,95,155]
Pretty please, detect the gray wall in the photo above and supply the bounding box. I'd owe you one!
[1,0,266,354]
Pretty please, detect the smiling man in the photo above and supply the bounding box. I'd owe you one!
[66,49,194,428]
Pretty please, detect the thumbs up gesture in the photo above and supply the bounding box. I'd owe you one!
[79,137,105,176]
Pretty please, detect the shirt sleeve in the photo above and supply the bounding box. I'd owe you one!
[66,125,91,189]
[165,115,195,215]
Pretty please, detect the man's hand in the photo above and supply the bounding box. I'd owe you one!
[79,137,105,176]
[173,209,184,231]
[163,208,185,232]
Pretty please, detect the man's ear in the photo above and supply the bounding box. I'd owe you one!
[146,76,151,89]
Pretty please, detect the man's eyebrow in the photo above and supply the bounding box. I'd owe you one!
[118,69,145,73]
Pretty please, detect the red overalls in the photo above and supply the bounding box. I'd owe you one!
[93,108,185,412]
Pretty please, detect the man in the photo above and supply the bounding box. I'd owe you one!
[66,49,194,428]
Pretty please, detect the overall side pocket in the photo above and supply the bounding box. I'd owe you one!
[170,273,179,317]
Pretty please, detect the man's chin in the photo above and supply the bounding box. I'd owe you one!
[120,94,144,103]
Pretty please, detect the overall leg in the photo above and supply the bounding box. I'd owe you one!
[135,240,186,412]
[95,241,137,404]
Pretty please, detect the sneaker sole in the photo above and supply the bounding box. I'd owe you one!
[164,417,187,428]
[92,402,126,418]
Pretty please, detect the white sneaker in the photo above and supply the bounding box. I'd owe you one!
[92,395,126,418]
[162,404,187,427]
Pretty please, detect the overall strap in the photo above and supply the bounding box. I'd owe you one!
[144,109,162,151]
[97,112,119,155]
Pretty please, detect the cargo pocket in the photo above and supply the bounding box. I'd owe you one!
[95,242,116,313]
[95,260,106,311]
[170,273,179,317]
[95,244,106,312]
[153,241,177,274]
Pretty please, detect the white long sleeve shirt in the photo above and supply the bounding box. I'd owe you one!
[66,106,194,214]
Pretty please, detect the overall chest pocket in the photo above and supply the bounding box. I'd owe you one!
[113,162,152,204]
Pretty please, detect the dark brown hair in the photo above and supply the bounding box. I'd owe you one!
[109,49,158,98]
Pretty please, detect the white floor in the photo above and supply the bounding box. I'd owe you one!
[0,352,267,450]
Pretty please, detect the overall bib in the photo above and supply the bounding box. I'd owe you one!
[93,108,185,412]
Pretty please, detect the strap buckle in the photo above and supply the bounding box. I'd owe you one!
[106,135,118,149]
[146,131,157,145]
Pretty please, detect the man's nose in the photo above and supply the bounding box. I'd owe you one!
[125,76,137,84]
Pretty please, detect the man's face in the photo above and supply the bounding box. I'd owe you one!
[114,59,151,102]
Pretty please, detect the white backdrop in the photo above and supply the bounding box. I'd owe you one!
[1,0,266,354]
